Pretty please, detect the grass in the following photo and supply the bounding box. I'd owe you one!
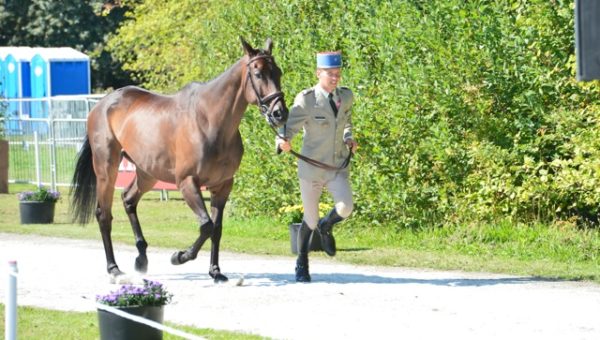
[2,183,600,283]
[0,304,267,340]
[2,183,600,338]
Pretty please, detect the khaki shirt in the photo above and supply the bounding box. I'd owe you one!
[278,85,354,181]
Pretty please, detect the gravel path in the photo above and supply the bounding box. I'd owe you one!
[1,233,600,339]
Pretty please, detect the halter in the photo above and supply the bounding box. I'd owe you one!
[246,54,285,126]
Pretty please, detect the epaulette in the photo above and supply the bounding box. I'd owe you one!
[301,88,315,96]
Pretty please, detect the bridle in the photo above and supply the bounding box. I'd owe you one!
[246,54,285,127]
[246,54,352,171]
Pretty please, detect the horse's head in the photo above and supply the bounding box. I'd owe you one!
[241,37,288,128]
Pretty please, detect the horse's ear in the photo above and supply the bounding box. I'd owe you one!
[265,38,273,55]
[240,36,255,56]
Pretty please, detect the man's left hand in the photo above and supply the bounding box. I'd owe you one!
[345,139,358,153]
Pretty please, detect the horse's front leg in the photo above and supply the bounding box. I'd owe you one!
[208,178,234,283]
[171,176,214,266]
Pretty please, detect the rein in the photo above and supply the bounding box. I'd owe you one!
[270,125,353,171]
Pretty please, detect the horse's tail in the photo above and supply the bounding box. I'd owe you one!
[70,136,97,225]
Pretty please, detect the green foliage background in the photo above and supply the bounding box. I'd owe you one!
[108,0,600,229]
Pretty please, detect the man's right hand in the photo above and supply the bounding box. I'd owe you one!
[278,140,292,152]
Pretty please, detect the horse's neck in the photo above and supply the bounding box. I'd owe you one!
[196,58,249,139]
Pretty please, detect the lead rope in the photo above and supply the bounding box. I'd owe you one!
[270,125,352,171]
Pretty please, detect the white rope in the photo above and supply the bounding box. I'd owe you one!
[95,303,205,340]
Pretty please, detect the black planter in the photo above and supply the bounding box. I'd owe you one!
[289,223,323,254]
[98,305,164,340]
[19,201,55,224]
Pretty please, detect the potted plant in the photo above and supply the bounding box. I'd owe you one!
[96,279,173,340]
[18,186,60,224]
[279,203,333,254]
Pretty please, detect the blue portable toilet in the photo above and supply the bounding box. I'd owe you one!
[0,47,36,123]
[30,47,90,98]
[0,47,35,99]
[3,54,20,103]
[29,53,48,118]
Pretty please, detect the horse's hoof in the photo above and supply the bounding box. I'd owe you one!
[213,273,229,283]
[171,251,187,265]
[108,266,125,284]
[135,256,148,273]
[108,265,124,277]
[209,266,229,283]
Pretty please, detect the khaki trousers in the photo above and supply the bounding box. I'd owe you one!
[299,172,353,230]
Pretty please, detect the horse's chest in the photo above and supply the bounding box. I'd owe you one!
[197,142,242,177]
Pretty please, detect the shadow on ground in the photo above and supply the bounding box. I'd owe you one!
[155,271,564,288]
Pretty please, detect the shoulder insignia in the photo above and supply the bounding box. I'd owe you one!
[301,88,315,96]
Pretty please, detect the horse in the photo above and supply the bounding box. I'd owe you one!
[70,37,288,283]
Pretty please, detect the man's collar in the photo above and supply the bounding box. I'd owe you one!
[315,84,337,98]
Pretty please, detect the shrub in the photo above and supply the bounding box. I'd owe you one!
[108,0,600,228]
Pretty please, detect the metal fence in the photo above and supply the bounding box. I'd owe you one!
[1,95,103,190]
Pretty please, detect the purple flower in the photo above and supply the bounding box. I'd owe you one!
[96,279,172,307]
[17,186,60,203]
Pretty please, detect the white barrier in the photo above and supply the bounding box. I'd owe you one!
[5,261,18,340]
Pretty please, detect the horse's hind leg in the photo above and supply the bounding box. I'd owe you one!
[122,168,157,273]
[93,142,123,276]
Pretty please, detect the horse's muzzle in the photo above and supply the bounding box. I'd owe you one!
[269,107,288,127]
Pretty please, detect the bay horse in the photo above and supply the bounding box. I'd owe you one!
[70,38,288,283]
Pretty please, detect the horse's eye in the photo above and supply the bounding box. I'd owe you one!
[254,71,262,79]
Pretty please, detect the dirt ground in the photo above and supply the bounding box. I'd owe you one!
[1,233,600,340]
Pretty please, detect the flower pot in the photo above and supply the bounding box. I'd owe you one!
[289,223,323,254]
[98,305,164,340]
[19,201,55,224]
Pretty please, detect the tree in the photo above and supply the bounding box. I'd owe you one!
[0,0,134,90]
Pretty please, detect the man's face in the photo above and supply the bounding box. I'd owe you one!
[317,68,341,93]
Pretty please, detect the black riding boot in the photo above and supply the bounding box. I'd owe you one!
[317,208,344,257]
[295,221,312,282]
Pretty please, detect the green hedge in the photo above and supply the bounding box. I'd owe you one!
[108,0,600,228]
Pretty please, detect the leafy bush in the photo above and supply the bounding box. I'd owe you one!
[108,0,600,228]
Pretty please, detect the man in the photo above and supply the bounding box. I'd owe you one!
[277,51,358,282]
